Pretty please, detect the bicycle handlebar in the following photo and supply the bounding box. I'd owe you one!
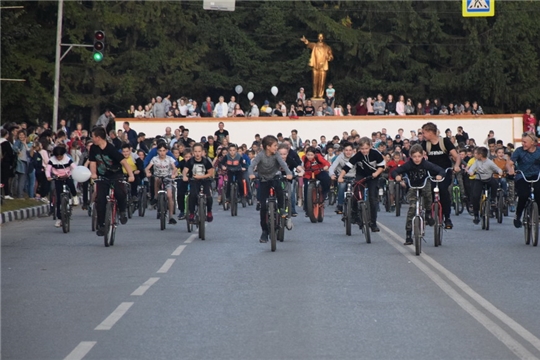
[402,176,431,190]
[516,170,540,183]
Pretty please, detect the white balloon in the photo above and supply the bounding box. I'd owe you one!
[247,92,254,101]
[271,86,278,96]
[71,166,91,183]
[235,85,243,94]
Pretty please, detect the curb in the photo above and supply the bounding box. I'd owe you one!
[1,204,50,225]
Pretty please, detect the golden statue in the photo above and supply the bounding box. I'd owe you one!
[301,33,334,99]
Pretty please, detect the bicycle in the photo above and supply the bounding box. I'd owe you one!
[125,180,135,219]
[328,178,337,206]
[431,171,449,247]
[187,180,208,240]
[496,181,507,224]
[156,176,171,230]
[96,177,128,247]
[342,178,356,236]
[394,180,402,217]
[452,173,464,216]
[261,175,284,252]
[353,177,372,244]
[517,170,540,246]
[53,176,73,234]
[306,173,324,223]
[227,172,248,217]
[137,178,148,217]
[478,181,493,231]
[403,176,431,256]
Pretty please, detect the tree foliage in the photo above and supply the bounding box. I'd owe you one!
[2,1,540,126]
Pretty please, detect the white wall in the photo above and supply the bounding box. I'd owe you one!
[117,115,522,147]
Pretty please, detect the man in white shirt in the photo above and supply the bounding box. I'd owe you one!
[227,96,237,117]
[214,96,229,118]
[248,101,259,118]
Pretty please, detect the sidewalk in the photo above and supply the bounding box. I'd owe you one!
[1,203,50,225]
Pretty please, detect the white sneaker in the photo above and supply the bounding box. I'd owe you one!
[73,196,79,206]
[4,195,14,200]
[55,220,62,227]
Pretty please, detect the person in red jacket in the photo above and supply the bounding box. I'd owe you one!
[302,147,331,215]
[523,108,536,133]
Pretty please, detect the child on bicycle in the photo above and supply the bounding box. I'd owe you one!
[391,144,445,245]
[182,143,215,223]
[302,147,331,217]
[46,146,78,228]
[278,143,305,229]
[386,151,406,212]
[329,142,356,214]
[493,147,508,197]
[221,143,248,205]
[248,135,292,243]
[175,148,191,220]
[467,146,503,225]
[214,147,228,205]
[122,144,143,202]
[338,137,385,232]
[145,143,177,225]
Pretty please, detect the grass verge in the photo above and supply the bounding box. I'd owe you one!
[1,198,44,214]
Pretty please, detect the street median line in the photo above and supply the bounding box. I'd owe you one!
[156,258,176,273]
[63,341,97,360]
[95,302,133,331]
[131,277,160,296]
[378,222,540,359]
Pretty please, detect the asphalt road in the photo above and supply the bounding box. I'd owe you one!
[3,197,540,360]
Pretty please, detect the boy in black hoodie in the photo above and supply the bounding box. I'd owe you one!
[391,144,446,245]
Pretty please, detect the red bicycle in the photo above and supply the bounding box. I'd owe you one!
[431,169,451,247]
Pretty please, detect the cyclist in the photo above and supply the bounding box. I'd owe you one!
[338,137,385,232]
[281,139,304,217]
[182,143,215,223]
[385,151,406,212]
[507,132,540,228]
[144,138,174,204]
[89,127,134,237]
[221,143,248,206]
[278,143,304,229]
[421,122,461,229]
[145,142,177,225]
[392,144,445,245]
[493,147,509,204]
[46,146,78,228]
[467,147,502,225]
[302,147,331,217]
[329,142,356,214]
[175,148,192,220]
[248,135,292,243]
[121,143,143,202]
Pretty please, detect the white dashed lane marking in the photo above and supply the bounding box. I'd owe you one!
[131,277,160,296]
[156,259,176,273]
[63,341,97,360]
[171,244,187,256]
[95,302,134,331]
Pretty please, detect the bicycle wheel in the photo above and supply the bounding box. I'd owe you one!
[413,216,421,256]
[344,195,352,236]
[172,185,177,215]
[277,216,285,242]
[306,182,317,223]
[497,193,504,224]
[138,187,147,217]
[524,205,531,245]
[91,202,97,231]
[127,192,133,219]
[384,186,391,212]
[268,201,277,251]
[360,202,371,244]
[222,181,229,211]
[483,200,490,231]
[230,183,237,217]
[395,183,401,217]
[50,187,57,220]
[198,196,205,240]
[328,187,336,206]
[532,202,539,246]
[433,202,441,246]
[88,185,94,216]
[317,185,324,223]
[61,194,70,233]
[159,194,166,230]
[104,202,114,247]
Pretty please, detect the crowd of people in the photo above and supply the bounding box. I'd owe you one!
[122,88,487,119]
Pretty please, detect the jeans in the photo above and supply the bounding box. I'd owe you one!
[14,172,26,198]
[337,178,354,206]
[96,178,127,227]
[289,179,297,214]
[497,178,508,196]
[176,179,189,213]
[26,170,36,199]
[471,179,497,216]
[515,178,540,219]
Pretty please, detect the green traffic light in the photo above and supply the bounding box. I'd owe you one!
[93,52,103,62]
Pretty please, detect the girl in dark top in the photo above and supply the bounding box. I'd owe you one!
[355,99,368,115]
[303,100,315,116]
[424,99,432,115]
[385,94,397,115]
[295,99,305,116]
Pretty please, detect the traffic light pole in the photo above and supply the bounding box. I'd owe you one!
[52,0,63,132]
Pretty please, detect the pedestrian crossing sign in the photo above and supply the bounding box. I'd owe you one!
[463,0,495,17]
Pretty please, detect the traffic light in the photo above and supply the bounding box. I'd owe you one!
[93,30,105,62]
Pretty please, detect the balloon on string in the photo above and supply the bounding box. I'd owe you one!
[271,86,278,96]
[235,85,243,94]
[247,92,254,101]
[71,166,91,183]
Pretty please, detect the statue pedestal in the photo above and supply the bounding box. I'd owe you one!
[310,98,326,112]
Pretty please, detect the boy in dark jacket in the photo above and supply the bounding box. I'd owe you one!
[392,144,446,245]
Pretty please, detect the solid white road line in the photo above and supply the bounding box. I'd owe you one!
[157,258,176,273]
[184,234,197,244]
[171,244,187,256]
[378,224,540,360]
[64,341,97,360]
[131,277,160,296]
[95,302,134,331]
[379,222,540,354]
